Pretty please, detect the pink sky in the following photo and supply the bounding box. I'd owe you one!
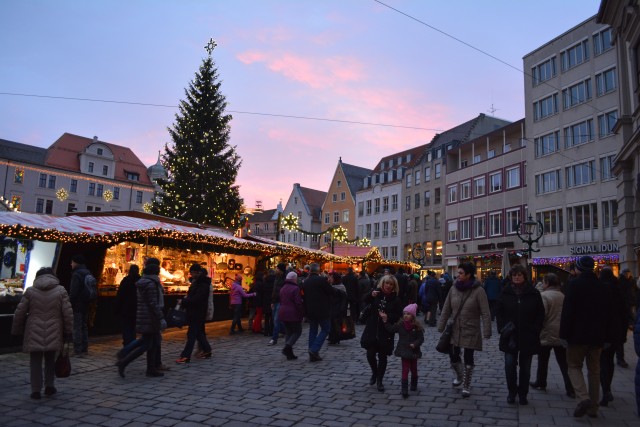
[0,0,600,210]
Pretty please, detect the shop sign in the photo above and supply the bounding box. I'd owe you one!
[569,243,619,255]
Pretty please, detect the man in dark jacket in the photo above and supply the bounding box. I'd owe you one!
[560,256,613,418]
[176,264,212,363]
[483,271,502,321]
[343,268,359,323]
[69,254,91,356]
[268,263,286,345]
[302,263,341,361]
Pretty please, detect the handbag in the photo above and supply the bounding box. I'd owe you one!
[499,321,518,353]
[55,343,71,378]
[358,303,372,324]
[339,315,356,340]
[435,291,471,354]
[166,302,187,328]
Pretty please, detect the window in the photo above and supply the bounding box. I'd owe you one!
[596,67,617,96]
[391,194,398,211]
[374,223,380,238]
[489,212,502,236]
[324,213,330,224]
[332,193,337,202]
[102,165,108,176]
[96,184,104,197]
[414,170,420,186]
[535,170,561,194]
[391,220,398,236]
[86,205,94,212]
[405,196,411,211]
[473,155,481,164]
[461,160,468,168]
[600,155,615,181]
[566,161,595,187]
[406,173,412,188]
[459,181,471,200]
[342,210,349,222]
[340,192,346,201]
[474,215,486,238]
[374,198,380,214]
[333,212,340,223]
[48,175,56,189]
[435,163,441,179]
[88,182,95,196]
[405,219,411,233]
[537,209,563,234]
[381,247,388,258]
[423,215,429,230]
[292,233,298,242]
[414,193,420,209]
[10,195,21,210]
[35,198,44,213]
[561,40,589,71]
[391,246,398,259]
[67,203,76,213]
[506,167,520,189]
[447,221,458,242]
[506,209,521,234]
[413,216,419,232]
[532,56,557,86]
[488,149,495,159]
[424,190,430,206]
[337,180,342,187]
[598,110,618,137]
[436,148,442,159]
[357,201,364,217]
[567,203,598,231]
[533,93,559,121]
[434,188,441,204]
[474,177,485,196]
[254,224,261,234]
[14,168,24,184]
[382,221,389,238]
[97,148,103,155]
[489,172,502,193]
[88,162,94,173]
[447,185,457,203]
[38,173,46,188]
[126,172,139,181]
[564,119,594,147]
[602,199,618,228]
[113,187,120,200]
[366,200,372,215]
[562,78,591,109]
[70,179,78,193]
[535,131,560,157]
[136,191,143,204]
[434,212,441,229]
[424,167,431,182]
[593,28,613,56]
[382,197,389,212]
[460,218,470,240]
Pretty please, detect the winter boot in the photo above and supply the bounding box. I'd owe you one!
[401,380,409,398]
[376,369,385,392]
[115,346,145,378]
[451,362,464,387]
[461,365,473,398]
[410,376,418,391]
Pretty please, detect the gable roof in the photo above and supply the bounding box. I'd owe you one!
[298,185,326,221]
[0,138,47,165]
[45,133,153,186]
[430,113,511,149]
[371,143,431,173]
[249,208,278,223]
[340,161,371,196]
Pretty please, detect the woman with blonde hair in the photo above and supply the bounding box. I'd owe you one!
[360,274,403,392]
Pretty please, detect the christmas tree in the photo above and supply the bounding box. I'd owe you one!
[153,39,243,229]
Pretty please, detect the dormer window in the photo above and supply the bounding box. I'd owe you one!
[97,148,103,155]
[88,162,94,173]
[102,165,108,175]
[126,172,140,181]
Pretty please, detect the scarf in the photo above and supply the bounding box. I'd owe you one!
[403,320,413,331]
[454,278,474,292]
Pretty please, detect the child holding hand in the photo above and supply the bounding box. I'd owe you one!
[380,303,425,398]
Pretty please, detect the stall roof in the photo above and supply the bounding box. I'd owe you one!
[243,234,346,263]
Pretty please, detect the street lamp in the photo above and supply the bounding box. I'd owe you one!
[516,214,544,281]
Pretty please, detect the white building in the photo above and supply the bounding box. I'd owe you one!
[282,183,326,249]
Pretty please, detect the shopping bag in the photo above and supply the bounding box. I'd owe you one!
[55,343,71,378]
[339,316,356,340]
[166,305,187,328]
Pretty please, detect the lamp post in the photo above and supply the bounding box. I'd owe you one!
[516,214,544,281]
[408,243,426,270]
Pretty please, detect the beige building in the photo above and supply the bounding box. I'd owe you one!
[597,0,640,274]
[524,16,621,271]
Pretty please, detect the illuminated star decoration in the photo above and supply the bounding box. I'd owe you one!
[143,202,153,213]
[281,213,299,231]
[333,226,348,242]
[205,38,217,55]
[56,188,69,201]
[358,237,371,247]
[103,190,113,202]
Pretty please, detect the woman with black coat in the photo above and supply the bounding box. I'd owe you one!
[175,264,212,363]
[115,265,140,346]
[360,274,402,392]
[496,264,544,405]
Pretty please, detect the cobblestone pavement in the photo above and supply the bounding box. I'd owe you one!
[0,320,637,426]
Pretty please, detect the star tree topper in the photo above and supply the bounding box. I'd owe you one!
[205,38,217,55]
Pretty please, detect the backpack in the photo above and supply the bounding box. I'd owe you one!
[84,273,98,302]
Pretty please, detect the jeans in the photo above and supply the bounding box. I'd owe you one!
[567,344,602,406]
[504,351,533,398]
[181,321,211,358]
[534,345,574,393]
[271,303,284,341]
[121,315,136,346]
[230,304,244,332]
[283,321,302,347]
[308,318,331,353]
[30,351,55,393]
[73,311,88,353]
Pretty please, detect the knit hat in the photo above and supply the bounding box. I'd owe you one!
[189,263,202,272]
[403,303,418,317]
[277,262,287,274]
[286,271,298,282]
[576,256,595,272]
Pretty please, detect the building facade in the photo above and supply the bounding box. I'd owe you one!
[282,184,326,248]
[0,133,156,215]
[524,16,622,272]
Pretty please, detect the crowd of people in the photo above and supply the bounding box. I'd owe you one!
[8,254,640,419]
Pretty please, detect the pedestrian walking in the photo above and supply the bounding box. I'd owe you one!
[114,264,140,346]
[69,254,91,356]
[483,271,502,322]
[380,303,424,398]
[175,264,212,363]
[11,267,73,399]
[327,272,347,345]
[268,264,286,345]
[279,271,304,360]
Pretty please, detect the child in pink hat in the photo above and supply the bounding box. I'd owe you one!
[380,303,424,398]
